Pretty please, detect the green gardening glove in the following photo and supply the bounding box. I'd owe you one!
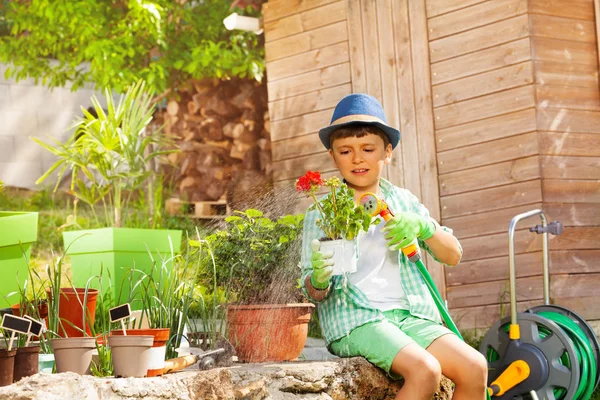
[310,239,334,290]
[382,212,437,250]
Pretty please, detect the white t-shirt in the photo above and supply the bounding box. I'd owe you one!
[348,219,410,311]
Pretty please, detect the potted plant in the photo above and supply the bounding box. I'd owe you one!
[0,180,39,308]
[33,80,182,302]
[111,251,196,376]
[196,209,311,362]
[295,171,374,275]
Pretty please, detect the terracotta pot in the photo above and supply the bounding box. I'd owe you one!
[227,303,315,362]
[46,288,98,338]
[112,328,169,377]
[108,335,153,378]
[0,349,16,387]
[13,345,40,382]
[51,337,96,374]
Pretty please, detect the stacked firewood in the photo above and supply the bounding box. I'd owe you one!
[158,78,272,205]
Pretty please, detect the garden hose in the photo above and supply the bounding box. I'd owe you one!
[534,310,597,400]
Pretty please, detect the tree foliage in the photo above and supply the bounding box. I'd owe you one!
[0,0,264,94]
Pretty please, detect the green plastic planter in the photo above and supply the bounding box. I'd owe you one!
[0,212,39,308]
[63,228,182,307]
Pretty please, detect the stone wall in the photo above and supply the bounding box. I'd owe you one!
[0,64,105,189]
[0,358,453,400]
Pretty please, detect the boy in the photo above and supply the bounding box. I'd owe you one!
[300,94,488,400]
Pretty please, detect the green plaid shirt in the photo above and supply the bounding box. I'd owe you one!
[300,178,462,345]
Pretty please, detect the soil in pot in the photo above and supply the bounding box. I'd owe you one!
[0,349,16,387]
[112,328,169,377]
[108,335,153,378]
[51,337,96,375]
[13,345,40,382]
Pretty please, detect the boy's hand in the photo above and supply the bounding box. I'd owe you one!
[382,213,436,250]
[310,239,334,289]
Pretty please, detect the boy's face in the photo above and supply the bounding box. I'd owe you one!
[328,133,392,194]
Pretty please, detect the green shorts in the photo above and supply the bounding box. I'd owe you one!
[329,309,453,378]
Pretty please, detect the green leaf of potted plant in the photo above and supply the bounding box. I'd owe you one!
[295,170,375,275]
[196,209,314,362]
[32,80,182,302]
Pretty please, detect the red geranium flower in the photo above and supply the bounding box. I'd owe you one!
[295,170,323,193]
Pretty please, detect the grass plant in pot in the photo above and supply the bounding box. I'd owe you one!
[111,251,196,376]
[33,80,182,304]
[295,171,375,275]
[196,209,311,362]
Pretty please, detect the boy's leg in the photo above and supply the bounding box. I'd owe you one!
[389,343,442,400]
[426,334,488,400]
[329,319,443,400]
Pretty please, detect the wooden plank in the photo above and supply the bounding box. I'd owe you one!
[425,0,487,18]
[265,14,303,43]
[428,0,527,41]
[389,0,413,189]
[265,20,348,63]
[266,42,349,82]
[269,108,332,141]
[552,273,600,298]
[409,0,445,297]
[460,224,543,262]
[553,296,600,322]
[433,61,534,107]
[361,0,382,100]
[530,14,596,43]
[534,61,599,88]
[447,252,543,286]
[434,85,535,130]
[540,132,600,156]
[444,203,543,240]
[376,0,401,183]
[447,276,543,309]
[543,179,600,202]
[262,0,339,23]
[440,156,540,197]
[531,37,597,64]
[429,15,529,63]
[438,132,538,175]
[529,0,594,21]
[545,204,600,227]
[301,1,347,31]
[272,151,334,182]
[436,108,536,152]
[452,301,539,331]
[346,0,367,93]
[431,38,531,85]
[441,180,543,219]
[596,0,600,72]
[267,62,351,101]
[541,155,600,179]
[271,133,324,162]
[536,84,600,111]
[537,108,600,133]
[551,226,600,250]
[269,83,351,121]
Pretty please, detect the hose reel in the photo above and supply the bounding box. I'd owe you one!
[479,210,599,399]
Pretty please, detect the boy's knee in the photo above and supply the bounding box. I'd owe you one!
[407,354,442,385]
[456,350,488,385]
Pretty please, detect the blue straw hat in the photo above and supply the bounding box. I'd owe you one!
[318,93,401,150]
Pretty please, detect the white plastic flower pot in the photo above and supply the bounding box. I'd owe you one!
[319,239,357,275]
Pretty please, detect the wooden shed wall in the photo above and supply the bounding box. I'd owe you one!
[262,0,600,332]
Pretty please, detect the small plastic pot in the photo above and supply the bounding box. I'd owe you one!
[108,335,153,378]
[51,337,96,375]
[13,345,40,382]
[0,349,16,387]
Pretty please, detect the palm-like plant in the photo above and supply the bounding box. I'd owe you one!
[33,80,176,227]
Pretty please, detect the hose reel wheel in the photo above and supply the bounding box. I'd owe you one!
[525,304,600,391]
[480,313,580,400]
